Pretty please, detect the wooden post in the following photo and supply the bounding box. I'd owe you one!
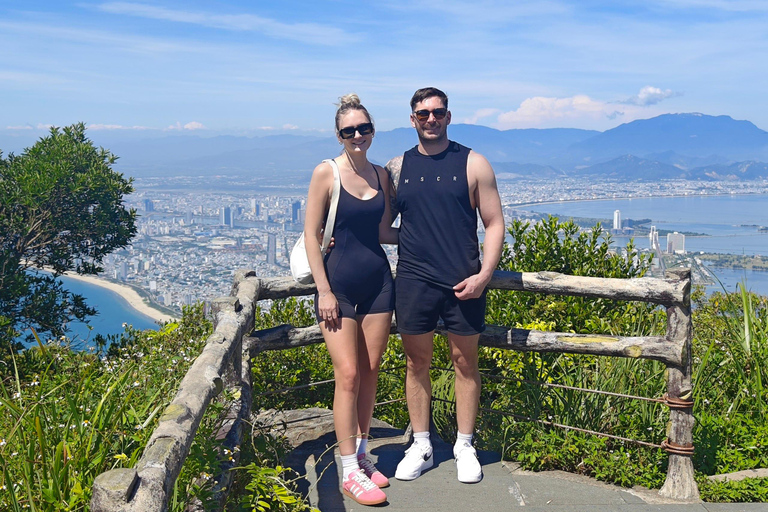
[659,267,699,500]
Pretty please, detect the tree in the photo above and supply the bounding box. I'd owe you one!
[487,215,656,333]
[0,123,137,353]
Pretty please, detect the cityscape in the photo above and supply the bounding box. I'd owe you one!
[99,175,768,314]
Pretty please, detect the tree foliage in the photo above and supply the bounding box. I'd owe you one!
[0,123,136,351]
[487,215,656,334]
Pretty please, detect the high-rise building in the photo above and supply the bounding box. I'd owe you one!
[220,206,234,228]
[667,232,686,254]
[267,234,277,265]
[613,210,621,230]
[251,198,260,216]
[292,200,302,223]
[649,226,660,252]
[143,199,154,212]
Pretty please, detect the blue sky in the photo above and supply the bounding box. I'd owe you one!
[2,0,767,141]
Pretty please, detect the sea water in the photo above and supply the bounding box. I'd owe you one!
[19,275,162,349]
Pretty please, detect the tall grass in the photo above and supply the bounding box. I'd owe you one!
[0,305,211,511]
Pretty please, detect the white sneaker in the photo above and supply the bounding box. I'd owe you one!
[454,442,482,483]
[395,442,433,481]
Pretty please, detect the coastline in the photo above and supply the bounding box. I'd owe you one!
[62,272,177,324]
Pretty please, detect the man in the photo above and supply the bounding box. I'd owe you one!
[386,87,505,483]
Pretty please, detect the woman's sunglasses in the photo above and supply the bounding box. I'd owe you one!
[412,108,448,123]
[338,122,374,139]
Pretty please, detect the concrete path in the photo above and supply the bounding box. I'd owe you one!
[284,426,767,512]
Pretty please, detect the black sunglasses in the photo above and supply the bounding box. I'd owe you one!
[338,122,374,139]
[412,108,448,122]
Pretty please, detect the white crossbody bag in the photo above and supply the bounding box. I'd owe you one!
[289,159,341,284]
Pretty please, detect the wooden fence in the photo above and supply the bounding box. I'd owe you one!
[90,267,697,510]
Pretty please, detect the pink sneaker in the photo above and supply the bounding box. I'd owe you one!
[358,453,390,488]
[342,468,387,505]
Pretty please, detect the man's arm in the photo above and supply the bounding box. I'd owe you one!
[453,151,505,300]
[385,155,403,220]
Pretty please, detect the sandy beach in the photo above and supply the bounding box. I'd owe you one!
[62,272,177,324]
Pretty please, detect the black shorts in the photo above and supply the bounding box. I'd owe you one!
[315,268,395,322]
[395,275,486,336]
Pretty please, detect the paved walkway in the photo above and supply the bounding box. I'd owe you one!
[284,426,768,512]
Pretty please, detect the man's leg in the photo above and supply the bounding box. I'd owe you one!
[448,333,481,434]
[402,332,435,433]
[448,332,483,483]
[395,331,436,480]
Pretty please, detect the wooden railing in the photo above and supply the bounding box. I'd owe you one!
[91,267,697,510]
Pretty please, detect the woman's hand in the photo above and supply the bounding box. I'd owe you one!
[318,291,340,330]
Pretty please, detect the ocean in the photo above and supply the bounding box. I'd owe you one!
[20,275,162,349]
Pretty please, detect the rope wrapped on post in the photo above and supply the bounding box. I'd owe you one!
[661,439,695,456]
[663,393,694,410]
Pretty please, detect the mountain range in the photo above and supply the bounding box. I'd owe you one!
[3,113,768,181]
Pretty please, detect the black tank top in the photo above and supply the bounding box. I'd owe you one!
[396,141,479,289]
[324,166,389,288]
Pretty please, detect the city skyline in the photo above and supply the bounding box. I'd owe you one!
[2,1,768,140]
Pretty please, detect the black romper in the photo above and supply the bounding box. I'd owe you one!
[315,164,395,322]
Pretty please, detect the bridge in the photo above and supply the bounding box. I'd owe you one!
[91,268,716,511]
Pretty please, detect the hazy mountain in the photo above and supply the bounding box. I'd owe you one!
[492,161,567,179]
[576,155,686,180]
[690,161,768,180]
[569,113,768,162]
[641,150,730,170]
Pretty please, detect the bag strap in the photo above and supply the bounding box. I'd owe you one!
[320,158,341,252]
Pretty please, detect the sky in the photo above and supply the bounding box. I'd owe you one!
[2,0,768,144]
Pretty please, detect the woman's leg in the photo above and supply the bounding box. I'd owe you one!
[321,317,360,456]
[355,311,392,439]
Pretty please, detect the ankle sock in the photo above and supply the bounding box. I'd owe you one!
[413,431,431,452]
[340,453,359,480]
[455,431,473,449]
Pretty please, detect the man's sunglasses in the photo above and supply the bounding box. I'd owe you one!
[412,108,448,122]
[338,122,374,139]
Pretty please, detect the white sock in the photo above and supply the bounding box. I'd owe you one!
[341,453,359,480]
[413,431,432,453]
[356,436,368,457]
[455,431,473,449]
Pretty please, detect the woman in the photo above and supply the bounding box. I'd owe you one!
[304,94,398,506]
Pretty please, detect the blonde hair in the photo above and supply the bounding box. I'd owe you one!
[334,93,374,133]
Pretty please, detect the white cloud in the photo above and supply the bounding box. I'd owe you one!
[496,95,617,129]
[165,121,205,131]
[96,2,355,46]
[621,86,680,106]
[463,108,500,124]
[5,125,34,130]
[36,123,53,130]
[88,123,153,130]
[282,124,299,130]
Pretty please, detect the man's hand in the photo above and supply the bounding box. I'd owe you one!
[453,273,490,300]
